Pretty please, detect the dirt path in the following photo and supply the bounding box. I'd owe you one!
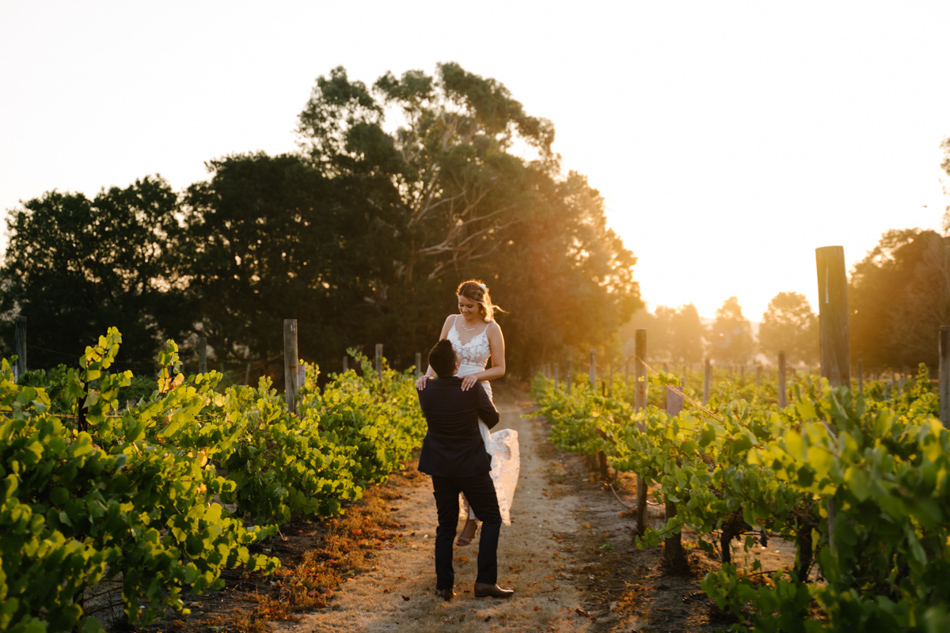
[276,388,596,633]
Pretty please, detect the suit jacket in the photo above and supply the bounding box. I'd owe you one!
[417,376,500,478]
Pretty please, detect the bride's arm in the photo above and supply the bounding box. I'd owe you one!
[415,315,455,390]
[460,322,506,390]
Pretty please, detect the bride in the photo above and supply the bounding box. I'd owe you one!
[416,280,520,546]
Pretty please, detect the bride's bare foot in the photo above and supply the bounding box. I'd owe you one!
[456,519,478,546]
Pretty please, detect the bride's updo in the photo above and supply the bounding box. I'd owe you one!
[457,279,505,322]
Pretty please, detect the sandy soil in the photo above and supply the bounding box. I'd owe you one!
[275,385,595,633]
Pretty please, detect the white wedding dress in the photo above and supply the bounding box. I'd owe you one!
[447,315,520,525]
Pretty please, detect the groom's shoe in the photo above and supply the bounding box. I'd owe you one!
[474,583,514,598]
[438,589,455,601]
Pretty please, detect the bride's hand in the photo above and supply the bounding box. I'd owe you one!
[461,375,478,391]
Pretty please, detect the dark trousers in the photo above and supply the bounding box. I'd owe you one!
[431,473,502,590]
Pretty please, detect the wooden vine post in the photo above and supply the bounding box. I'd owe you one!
[283,319,299,414]
[816,245,850,554]
[634,329,649,536]
[703,358,711,404]
[778,350,787,409]
[198,335,207,374]
[14,316,27,380]
[663,384,688,572]
[375,344,383,380]
[415,352,422,378]
[940,327,950,427]
[589,349,597,387]
[816,246,850,388]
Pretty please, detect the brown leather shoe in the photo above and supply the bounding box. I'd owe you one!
[438,589,455,601]
[473,583,514,598]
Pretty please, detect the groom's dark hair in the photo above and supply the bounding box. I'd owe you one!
[428,339,457,378]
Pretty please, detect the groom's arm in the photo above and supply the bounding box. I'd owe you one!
[475,383,500,430]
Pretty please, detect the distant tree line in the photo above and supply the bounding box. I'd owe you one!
[618,132,950,374]
[0,63,640,380]
[619,292,818,369]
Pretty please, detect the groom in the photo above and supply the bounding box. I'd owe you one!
[416,339,514,601]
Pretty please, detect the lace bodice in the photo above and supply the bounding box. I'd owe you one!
[447,316,492,376]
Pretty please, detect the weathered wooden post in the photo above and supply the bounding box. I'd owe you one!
[940,327,950,427]
[14,316,26,380]
[816,246,851,388]
[634,329,649,536]
[589,349,597,387]
[343,355,349,373]
[778,351,787,409]
[283,319,299,413]
[375,344,383,380]
[554,363,560,391]
[664,385,688,572]
[244,362,251,386]
[857,359,864,395]
[816,245,850,555]
[198,335,207,374]
[703,358,712,404]
[415,352,422,378]
[566,359,573,395]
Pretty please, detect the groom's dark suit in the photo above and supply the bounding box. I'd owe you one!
[417,377,501,591]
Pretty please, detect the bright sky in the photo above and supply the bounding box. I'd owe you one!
[2,1,948,322]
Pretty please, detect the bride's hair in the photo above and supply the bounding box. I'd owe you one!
[457,279,505,322]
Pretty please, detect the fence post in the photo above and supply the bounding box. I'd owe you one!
[14,316,27,380]
[816,245,850,556]
[375,344,383,380]
[816,245,851,388]
[634,329,649,536]
[664,385,688,572]
[415,352,422,378]
[940,327,950,427]
[198,335,207,374]
[778,350,787,409]
[589,349,597,387]
[283,319,299,414]
[703,358,711,404]
[343,355,349,373]
[244,362,251,386]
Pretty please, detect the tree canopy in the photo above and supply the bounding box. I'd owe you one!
[850,228,950,371]
[0,177,183,370]
[1,63,640,379]
[708,297,754,365]
[757,291,817,366]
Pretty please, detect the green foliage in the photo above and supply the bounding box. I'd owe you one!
[850,229,950,371]
[0,177,186,370]
[0,330,426,631]
[533,369,950,632]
